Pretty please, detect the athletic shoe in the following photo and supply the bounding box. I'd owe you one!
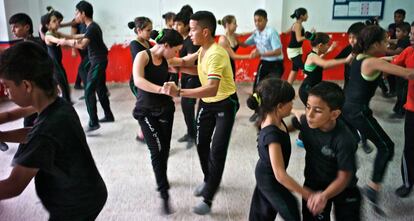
[361,141,373,154]
[249,113,258,122]
[193,201,211,215]
[194,182,206,197]
[363,186,386,216]
[178,134,191,142]
[85,123,100,132]
[99,115,115,123]
[395,185,412,198]
[296,138,304,148]
[0,142,9,151]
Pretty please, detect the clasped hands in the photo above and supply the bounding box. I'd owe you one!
[160,82,180,97]
[307,191,328,216]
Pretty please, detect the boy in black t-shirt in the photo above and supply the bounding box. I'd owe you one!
[61,1,114,132]
[0,41,107,220]
[292,82,360,221]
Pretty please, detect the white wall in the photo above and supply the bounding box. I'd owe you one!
[2,0,414,44]
[282,0,414,32]
[0,0,9,41]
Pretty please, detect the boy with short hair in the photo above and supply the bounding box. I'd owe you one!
[388,22,411,118]
[388,9,409,40]
[391,22,414,197]
[8,13,44,48]
[0,41,107,220]
[61,0,114,131]
[241,9,284,122]
[292,81,361,221]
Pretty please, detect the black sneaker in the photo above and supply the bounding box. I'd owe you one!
[395,185,412,198]
[389,112,404,119]
[99,115,115,123]
[178,134,191,142]
[186,137,195,149]
[74,85,83,90]
[85,123,100,132]
[161,198,173,215]
[384,91,397,98]
[249,113,258,122]
[363,186,386,216]
[0,142,9,151]
[361,141,373,154]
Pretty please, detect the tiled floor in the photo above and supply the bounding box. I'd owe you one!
[0,82,413,221]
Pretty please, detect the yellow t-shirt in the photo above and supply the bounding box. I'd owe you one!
[197,43,236,103]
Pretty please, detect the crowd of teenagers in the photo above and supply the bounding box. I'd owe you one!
[0,1,414,220]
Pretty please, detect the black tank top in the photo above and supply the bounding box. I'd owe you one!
[344,56,381,105]
[47,43,63,65]
[303,51,324,87]
[288,26,305,48]
[135,49,173,110]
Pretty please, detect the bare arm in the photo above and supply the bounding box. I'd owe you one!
[0,165,38,200]
[218,36,250,60]
[363,57,414,79]
[168,52,198,67]
[57,31,84,39]
[309,54,350,69]
[0,128,31,143]
[180,79,220,98]
[269,143,312,200]
[0,107,35,124]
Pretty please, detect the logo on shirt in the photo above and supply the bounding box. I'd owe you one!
[321,145,335,158]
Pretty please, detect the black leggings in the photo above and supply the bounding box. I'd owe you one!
[181,74,201,138]
[343,103,394,183]
[196,94,239,201]
[137,106,175,199]
[401,110,414,187]
[302,181,361,221]
[85,60,113,126]
[253,60,284,93]
[249,163,300,221]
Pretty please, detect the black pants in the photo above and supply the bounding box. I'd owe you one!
[249,163,300,221]
[253,60,284,93]
[291,54,304,72]
[196,94,239,201]
[401,110,414,187]
[388,75,396,93]
[343,103,394,183]
[302,181,361,221]
[77,55,90,87]
[54,61,71,102]
[393,77,408,115]
[85,60,113,126]
[137,105,175,199]
[181,74,201,138]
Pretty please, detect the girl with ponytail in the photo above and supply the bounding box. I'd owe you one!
[286,7,312,84]
[247,78,311,221]
[217,15,253,78]
[127,16,152,143]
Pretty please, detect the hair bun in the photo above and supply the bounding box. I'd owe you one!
[46,6,54,13]
[150,30,159,40]
[246,95,259,110]
[217,20,222,25]
[128,21,135,29]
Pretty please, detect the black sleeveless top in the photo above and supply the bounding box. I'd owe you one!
[288,26,305,48]
[344,56,381,105]
[230,45,239,78]
[303,51,324,87]
[135,49,174,111]
[47,43,63,65]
